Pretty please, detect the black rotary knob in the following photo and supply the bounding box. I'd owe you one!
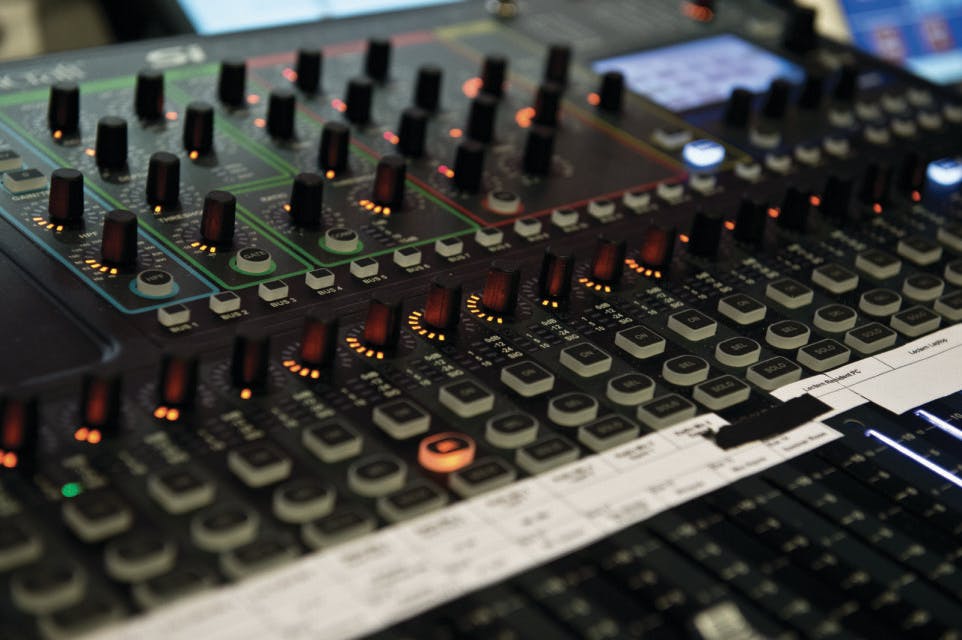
[762,78,792,119]
[859,163,891,206]
[481,261,521,316]
[734,197,767,244]
[0,396,39,473]
[365,38,392,82]
[688,209,723,257]
[898,151,926,195]
[533,82,563,127]
[319,122,350,172]
[267,90,296,140]
[299,314,339,369]
[598,71,624,112]
[183,102,214,155]
[639,224,675,270]
[80,374,122,438]
[231,333,271,395]
[466,93,498,143]
[723,87,753,128]
[423,274,462,332]
[371,155,406,210]
[289,173,324,228]
[414,65,442,112]
[218,58,247,108]
[100,209,138,267]
[522,124,555,176]
[345,77,373,125]
[157,353,198,410]
[200,190,236,246]
[362,294,402,351]
[453,140,485,193]
[798,68,825,109]
[295,49,322,94]
[782,5,817,53]
[821,176,854,223]
[543,44,571,86]
[398,107,428,158]
[778,187,810,231]
[48,82,80,136]
[95,116,128,170]
[146,152,180,209]
[135,69,164,121]
[590,234,626,286]
[480,55,507,98]
[48,168,85,226]
[538,248,574,305]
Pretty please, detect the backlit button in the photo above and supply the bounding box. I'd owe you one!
[104,534,176,583]
[516,435,579,474]
[615,325,665,359]
[235,246,273,275]
[301,508,376,550]
[513,217,542,238]
[158,304,190,328]
[377,481,448,523]
[586,198,616,219]
[487,190,522,215]
[227,441,292,488]
[859,288,901,316]
[693,375,751,411]
[209,291,241,314]
[550,208,579,228]
[765,320,810,350]
[0,521,42,572]
[844,322,897,355]
[746,356,802,391]
[302,421,362,463]
[662,355,710,386]
[62,490,133,543]
[935,290,962,321]
[190,505,259,552]
[766,278,814,308]
[578,415,639,452]
[813,304,858,332]
[220,537,299,581]
[606,373,655,405]
[147,467,215,514]
[372,399,430,439]
[131,567,215,610]
[438,379,494,418]
[305,268,335,290]
[272,479,335,524]
[393,246,421,267]
[450,458,516,498]
[435,236,463,257]
[636,394,697,429]
[891,306,941,337]
[717,294,766,325]
[797,339,850,372]
[136,269,175,297]
[349,257,379,279]
[559,342,612,377]
[485,412,539,449]
[474,227,504,247]
[812,263,858,294]
[418,432,476,473]
[902,273,944,302]
[347,454,407,497]
[856,248,902,279]
[257,280,289,302]
[547,392,598,427]
[11,561,86,615]
[501,361,555,397]
[667,309,717,341]
[897,235,942,266]
[324,228,360,254]
[715,337,761,368]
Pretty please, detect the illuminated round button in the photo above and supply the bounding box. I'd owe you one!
[682,139,725,170]
[235,246,272,275]
[324,227,359,253]
[927,158,962,188]
[136,269,175,297]
[486,190,522,215]
[418,432,476,473]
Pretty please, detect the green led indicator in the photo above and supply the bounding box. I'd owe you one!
[61,482,82,498]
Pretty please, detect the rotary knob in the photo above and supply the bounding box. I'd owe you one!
[466,94,498,143]
[157,353,198,410]
[0,396,39,472]
[345,77,373,125]
[778,187,810,231]
[414,65,442,112]
[100,209,138,268]
[319,122,350,173]
[480,55,507,98]
[543,44,571,86]
[639,224,675,270]
[397,107,428,158]
[295,49,322,94]
[723,87,753,128]
[537,248,574,306]
[200,190,236,247]
[79,374,122,438]
[687,209,723,257]
[597,71,624,112]
[299,314,339,369]
[267,90,296,140]
[48,168,85,226]
[365,38,392,82]
[135,69,164,121]
[733,197,767,244]
[218,58,247,108]
[183,102,214,155]
[533,82,563,127]
[453,140,485,193]
[289,173,324,228]
[48,82,80,136]
[231,333,271,395]
[146,152,180,209]
[522,125,555,176]
[481,261,521,316]
[423,274,462,332]
[589,234,626,286]
[362,295,402,351]
[371,155,406,210]
[95,116,128,170]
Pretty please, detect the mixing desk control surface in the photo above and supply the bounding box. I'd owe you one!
[0,0,961,638]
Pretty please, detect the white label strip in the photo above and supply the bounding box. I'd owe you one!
[94,416,841,640]
[773,323,962,416]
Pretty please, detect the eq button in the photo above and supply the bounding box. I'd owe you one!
[136,269,175,298]
[324,227,359,254]
[235,247,272,275]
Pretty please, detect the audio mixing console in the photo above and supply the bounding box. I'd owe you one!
[0,0,961,638]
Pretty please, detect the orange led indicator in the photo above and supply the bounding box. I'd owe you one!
[462,77,483,99]
[52,130,63,140]
[283,68,297,82]
[332,99,347,113]
[254,118,266,128]
[84,148,96,157]
[911,190,921,202]
[189,151,200,160]
[1,452,17,468]
[240,388,253,400]
[679,233,690,243]
[587,92,601,106]
[767,207,780,219]
[166,111,178,121]
[448,128,463,139]
[723,220,735,231]
[872,203,883,214]
[325,170,335,179]
[515,107,535,128]
[418,432,476,473]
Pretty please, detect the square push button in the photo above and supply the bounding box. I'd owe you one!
[559,342,612,377]
[516,436,579,474]
[349,257,379,279]
[393,246,421,268]
[347,455,407,497]
[715,337,761,368]
[812,263,858,294]
[227,441,292,488]
[579,415,640,452]
[765,320,810,350]
[693,375,751,411]
[897,235,942,266]
[667,309,717,342]
[474,227,504,247]
[302,421,362,463]
[935,291,962,321]
[746,356,802,391]
[766,278,814,309]
[891,306,941,337]
[3,168,45,193]
[439,379,495,418]
[209,291,241,314]
[859,289,901,317]
[435,237,463,257]
[797,339,850,372]
[615,326,666,359]
[547,392,599,427]
[606,373,655,405]
[305,268,335,290]
[486,412,539,449]
[258,280,289,302]
[377,481,447,524]
[636,394,697,430]
[844,323,897,355]
[450,458,516,498]
[813,304,858,333]
[372,399,430,439]
[301,508,376,550]
[62,490,133,543]
[148,467,215,515]
[501,361,554,397]
[158,304,190,327]
[855,249,901,280]
[662,355,710,387]
[717,294,766,325]
[902,274,944,302]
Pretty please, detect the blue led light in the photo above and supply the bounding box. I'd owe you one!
[682,139,726,170]
[865,428,962,488]
[926,157,962,187]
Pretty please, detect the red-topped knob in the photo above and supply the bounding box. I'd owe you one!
[423,274,462,332]
[362,295,402,351]
[537,247,574,305]
[157,353,198,411]
[639,223,675,269]
[481,260,521,316]
[100,209,138,268]
[0,396,38,471]
[590,234,626,285]
[231,334,271,396]
[80,374,122,439]
[299,314,339,368]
